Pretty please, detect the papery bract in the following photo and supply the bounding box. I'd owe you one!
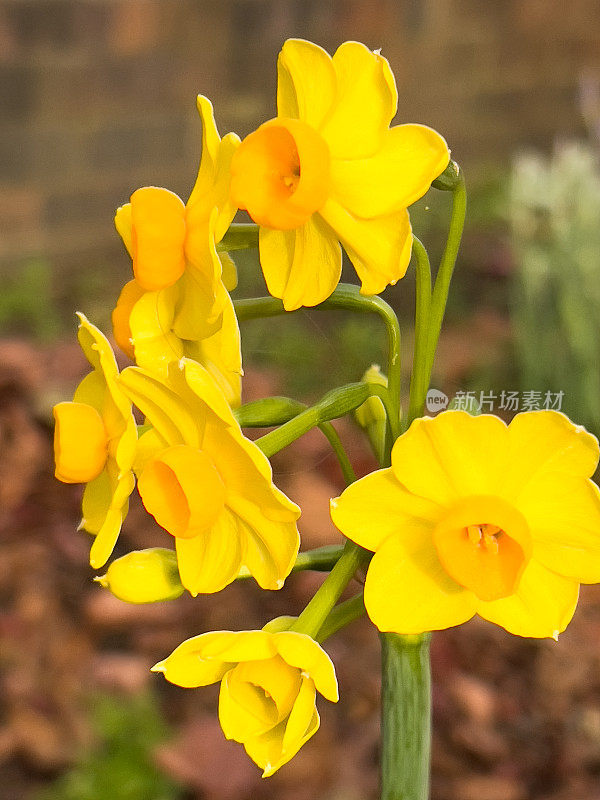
[53,314,137,568]
[230,38,450,310]
[331,410,600,638]
[152,621,338,776]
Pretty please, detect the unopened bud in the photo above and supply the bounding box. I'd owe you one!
[95,548,184,604]
[432,159,461,191]
[355,365,388,462]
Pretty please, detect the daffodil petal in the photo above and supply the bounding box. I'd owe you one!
[274,633,338,701]
[233,514,297,590]
[250,709,320,777]
[114,202,133,257]
[219,669,279,741]
[506,411,599,498]
[178,208,224,340]
[204,423,300,519]
[186,99,240,240]
[520,475,600,583]
[364,521,478,634]
[72,371,106,415]
[76,313,118,380]
[133,427,169,474]
[172,264,222,341]
[81,469,112,535]
[329,125,450,218]
[175,508,243,595]
[241,719,285,776]
[89,507,124,569]
[89,465,135,568]
[476,559,579,638]
[188,286,242,408]
[187,95,222,208]
[281,677,317,753]
[199,630,277,662]
[258,217,342,311]
[118,366,201,448]
[330,468,442,553]
[152,632,233,687]
[213,133,241,242]
[391,412,511,508]
[219,251,238,292]
[171,358,238,428]
[319,201,412,296]
[277,39,336,129]
[112,279,145,361]
[127,285,182,376]
[319,41,397,159]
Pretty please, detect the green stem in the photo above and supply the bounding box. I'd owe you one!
[415,176,466,427]
[407,237,432,427]
[380,633,431,800]
[290,540,367,639]
[217,223,259,252]
[235,397,356,485]
[255,382,370,457]
[318,422,357,485]
[234,283,402,437]
[236,544,344,579]
[316,592,366,642]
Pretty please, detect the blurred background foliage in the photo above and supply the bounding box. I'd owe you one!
[33,693,183,800]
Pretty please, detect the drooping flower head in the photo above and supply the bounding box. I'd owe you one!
[230,39,450,310]
[331,410,600,638]
[53,314,137,568]
[118,359,300,595]
[112,96,242,405]
[152,619,338,776]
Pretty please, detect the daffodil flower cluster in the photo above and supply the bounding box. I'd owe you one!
[53,36,600,785]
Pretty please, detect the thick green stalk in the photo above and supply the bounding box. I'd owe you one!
[380,633,431,800]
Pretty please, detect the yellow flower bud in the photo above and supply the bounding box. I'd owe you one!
[96,548,184,604]
[354,364,388,462]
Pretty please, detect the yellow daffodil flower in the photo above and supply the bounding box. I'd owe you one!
[113,96,242,405]
[53,314,137,568]
[230,38,450,310]
[152,620,339,776]
[118,359,300,595]
[330,410,600,639]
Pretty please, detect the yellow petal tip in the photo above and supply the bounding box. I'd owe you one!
[150,661,166,673]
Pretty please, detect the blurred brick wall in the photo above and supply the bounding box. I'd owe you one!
[1,0,599,277]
